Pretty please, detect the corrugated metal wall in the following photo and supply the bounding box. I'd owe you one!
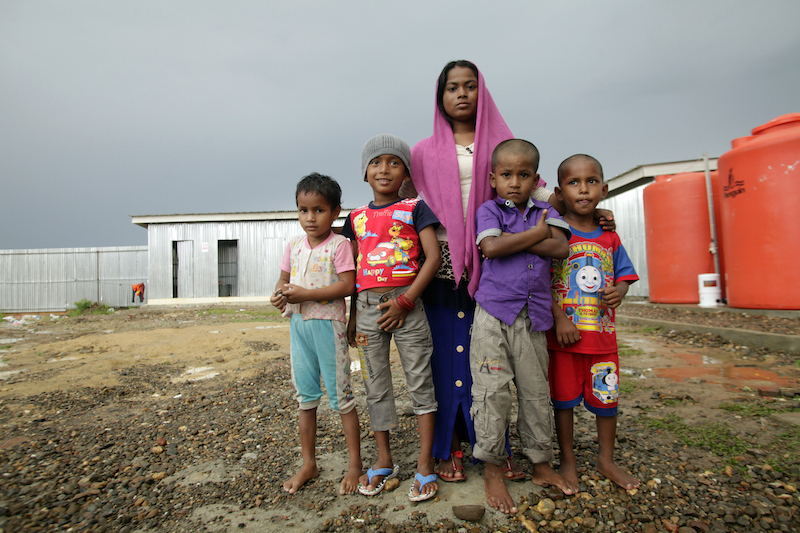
[0,247,148,312]
[146,220,303,299]
[600,187,649,297]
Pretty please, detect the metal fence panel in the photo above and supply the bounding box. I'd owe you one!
[0,247,148,312]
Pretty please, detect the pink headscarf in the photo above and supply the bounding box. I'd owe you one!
[410,66,519,296]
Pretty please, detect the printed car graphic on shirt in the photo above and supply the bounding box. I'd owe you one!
[365,242,410,267]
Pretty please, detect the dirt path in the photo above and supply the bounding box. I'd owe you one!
[1,306,799,532]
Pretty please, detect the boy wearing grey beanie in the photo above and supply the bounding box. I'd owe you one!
[342,134,443,502]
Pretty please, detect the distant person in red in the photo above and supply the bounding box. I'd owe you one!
[132,283,145,303]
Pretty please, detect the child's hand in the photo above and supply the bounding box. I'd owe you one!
[282,284,309,304]
[376,300,409,332]
[347,317,357,347]
[555,314,581,347]
[596,209,615,232]
[601,286,623,308]
[270,286,288,311]
[532,208,549,233]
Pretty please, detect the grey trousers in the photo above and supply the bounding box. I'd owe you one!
[355,287,437,432]
[470,304,554,465]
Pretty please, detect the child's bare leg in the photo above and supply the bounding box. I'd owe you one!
[484,462,517,514]
[596,414,640,490]
[339,408,363,495]
[283,408,319,494]
[554,407,579,492]
[410,412,438,497]
[436,432,465,480]
[359,430,394,491]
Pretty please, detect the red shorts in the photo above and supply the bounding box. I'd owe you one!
[548,349,619,416]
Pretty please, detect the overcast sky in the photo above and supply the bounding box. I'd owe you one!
[2,1,798,250]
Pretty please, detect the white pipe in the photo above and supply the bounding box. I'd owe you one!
[703,153,721,278]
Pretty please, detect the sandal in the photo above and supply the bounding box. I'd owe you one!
[503,458,526,481]
[358,464,399,496]
[408,472,438,502]
[438,450,466,482]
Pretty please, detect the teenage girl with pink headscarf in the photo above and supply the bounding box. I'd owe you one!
[405,60,612,491]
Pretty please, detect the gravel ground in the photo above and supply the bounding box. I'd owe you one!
[1,306,799,533]
[617,302,800,337]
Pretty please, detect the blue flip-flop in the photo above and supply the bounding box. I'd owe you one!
[358,464,399,496]
[408,472,438,502]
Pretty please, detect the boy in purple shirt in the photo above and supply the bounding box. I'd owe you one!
[471,139,572,514]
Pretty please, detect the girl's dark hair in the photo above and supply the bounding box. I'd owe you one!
[295,172,342,209]
[436,60,479,123]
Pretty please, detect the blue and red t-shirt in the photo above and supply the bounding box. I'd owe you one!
[342,198,439,292]
[548,226,638,354]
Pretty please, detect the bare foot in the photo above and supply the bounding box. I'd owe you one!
[339,463,362,495]
[437,451,465,482]
[557,456,580,493]
[484,463,517,514]
[530,462,576,495]
[282,463,319,494]
[597,458,640,490]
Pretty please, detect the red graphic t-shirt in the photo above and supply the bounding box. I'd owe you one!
[342,198,438,291]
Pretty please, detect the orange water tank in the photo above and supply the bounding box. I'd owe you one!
[717,113,800,309]
[643,172,723,303]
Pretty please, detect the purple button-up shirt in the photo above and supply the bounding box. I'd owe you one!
[474,197,570,331]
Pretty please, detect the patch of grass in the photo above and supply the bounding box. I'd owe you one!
[619,380,641,394]
[203,308,285,321]
[68,299,111,317]
[720,402,780,417]
[642,413,748,459]
[618,342,645,357]
[765,429,800,469]
[662,398,689,407]
[205,308,281,317]
[634,326,662,334]
[720,399,800,418]
[0,345,11,350]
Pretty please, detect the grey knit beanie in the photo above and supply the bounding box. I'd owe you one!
[361,134,412,179]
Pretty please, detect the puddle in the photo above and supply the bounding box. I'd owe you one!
[654,352,796,390]
[617,326,799,391]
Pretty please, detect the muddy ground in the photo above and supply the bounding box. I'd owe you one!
[1,304,799,532]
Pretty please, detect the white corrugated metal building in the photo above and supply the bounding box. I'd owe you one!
[130,211,350,306]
